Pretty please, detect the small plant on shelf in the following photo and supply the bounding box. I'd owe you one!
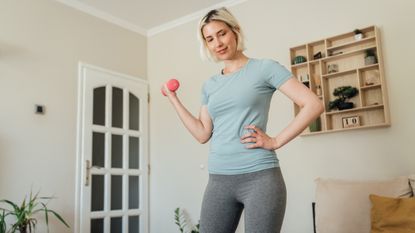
[329,86,359,110]
[354,29,363,40]
[292,55,307,65]
[365,49,377,65]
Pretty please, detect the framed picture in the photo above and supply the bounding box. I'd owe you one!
[328,64,338,74]
[342,116,360,128]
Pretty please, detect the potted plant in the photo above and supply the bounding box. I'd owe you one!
[0,190,69,233]
[293,55,307,65]
[174,208,199,233]
[354,29,363,40]
[1,210,6,233]
[365,49,377,65]
[329,86,359,110]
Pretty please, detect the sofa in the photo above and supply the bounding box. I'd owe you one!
[313,175,415,233]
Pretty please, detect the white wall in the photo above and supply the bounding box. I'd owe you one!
[1,0,414,233]
[0,0,147,232]
[148,0,415,232]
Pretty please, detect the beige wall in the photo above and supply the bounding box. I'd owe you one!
[1,0,415,233]
[0,0,147,232]
[148,0,415,232]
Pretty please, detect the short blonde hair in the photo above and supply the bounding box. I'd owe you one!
[197,7,246,62]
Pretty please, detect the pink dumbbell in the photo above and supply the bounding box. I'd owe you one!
[161,78,180,96]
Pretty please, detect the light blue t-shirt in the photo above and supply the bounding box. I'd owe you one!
[201,58,293,175]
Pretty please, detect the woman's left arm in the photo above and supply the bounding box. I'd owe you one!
[241,77,324,150]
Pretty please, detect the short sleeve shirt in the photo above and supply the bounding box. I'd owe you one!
[201,58,292,175]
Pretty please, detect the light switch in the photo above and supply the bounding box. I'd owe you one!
[35,105,45,114]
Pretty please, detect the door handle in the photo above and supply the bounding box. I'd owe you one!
[85,160,103,186]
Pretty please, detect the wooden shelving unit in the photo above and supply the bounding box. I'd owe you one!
[289,26,390,135]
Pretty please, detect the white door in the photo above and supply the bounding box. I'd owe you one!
[76,63,148,233]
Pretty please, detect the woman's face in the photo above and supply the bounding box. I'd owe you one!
[202,20,238,61]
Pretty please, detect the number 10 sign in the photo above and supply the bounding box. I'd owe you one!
[342,116,360,128]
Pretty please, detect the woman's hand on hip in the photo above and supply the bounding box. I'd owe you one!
[240,125,279,151]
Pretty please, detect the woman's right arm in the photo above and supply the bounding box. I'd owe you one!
[165,88,213,144]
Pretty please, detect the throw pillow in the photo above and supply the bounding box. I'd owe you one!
[370,194,415,233]
[315,176,412,233]
[409,175,415,196]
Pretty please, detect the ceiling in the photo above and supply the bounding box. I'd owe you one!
[55,0,247,36]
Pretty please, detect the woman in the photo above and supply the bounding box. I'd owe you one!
[162,7,323,233]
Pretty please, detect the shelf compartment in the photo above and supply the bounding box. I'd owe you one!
[290,45,307,65]
[309,62,322,93]
[326,26,376,48]
[323,64,379,79]
[323,46,377,62]
[327,36,376,54]
[326,106,385,131]
[359,64,380,86]
[308,40,326,61]
[326,104,384,116]
[322,49,377,76]
[291,65,309,85]
[361,87,383,107]
[323,71,360,110]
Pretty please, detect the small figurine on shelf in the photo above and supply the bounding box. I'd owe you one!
[327,64,338,74]
[300,74,310,88]
[316,85,322,96]
[329,86,359,110]
[354,29,364,40]
[330,51,343,56]
[313,51,323,60]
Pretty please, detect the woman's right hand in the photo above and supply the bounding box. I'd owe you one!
[161,83,177,99]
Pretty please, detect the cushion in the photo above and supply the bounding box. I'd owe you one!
[370,194,415,233]
[409,175,415,195]
[315,176,412,233]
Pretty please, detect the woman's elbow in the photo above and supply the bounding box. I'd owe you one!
[316,100,324,115]
[198,137,210,144]
[198,139,209,144]
[304,98,324,113]
[197,133,212,144]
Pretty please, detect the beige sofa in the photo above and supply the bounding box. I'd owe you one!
[314,175,415,233]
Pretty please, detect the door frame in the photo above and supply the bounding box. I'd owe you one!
[74,62,149,233]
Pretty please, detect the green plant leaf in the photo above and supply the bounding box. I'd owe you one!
[0,190,69,233]
[0,210,7,233]
[0,200,18,212]
[47,209,70,228]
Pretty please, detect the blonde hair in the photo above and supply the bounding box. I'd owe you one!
[197,7,246,62]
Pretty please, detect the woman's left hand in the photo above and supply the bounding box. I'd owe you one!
[240,125,279,151]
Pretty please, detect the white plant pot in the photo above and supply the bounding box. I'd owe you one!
[365,56,376,65]
[354,33,363,40]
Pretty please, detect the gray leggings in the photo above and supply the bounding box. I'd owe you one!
[199,167,286,233]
